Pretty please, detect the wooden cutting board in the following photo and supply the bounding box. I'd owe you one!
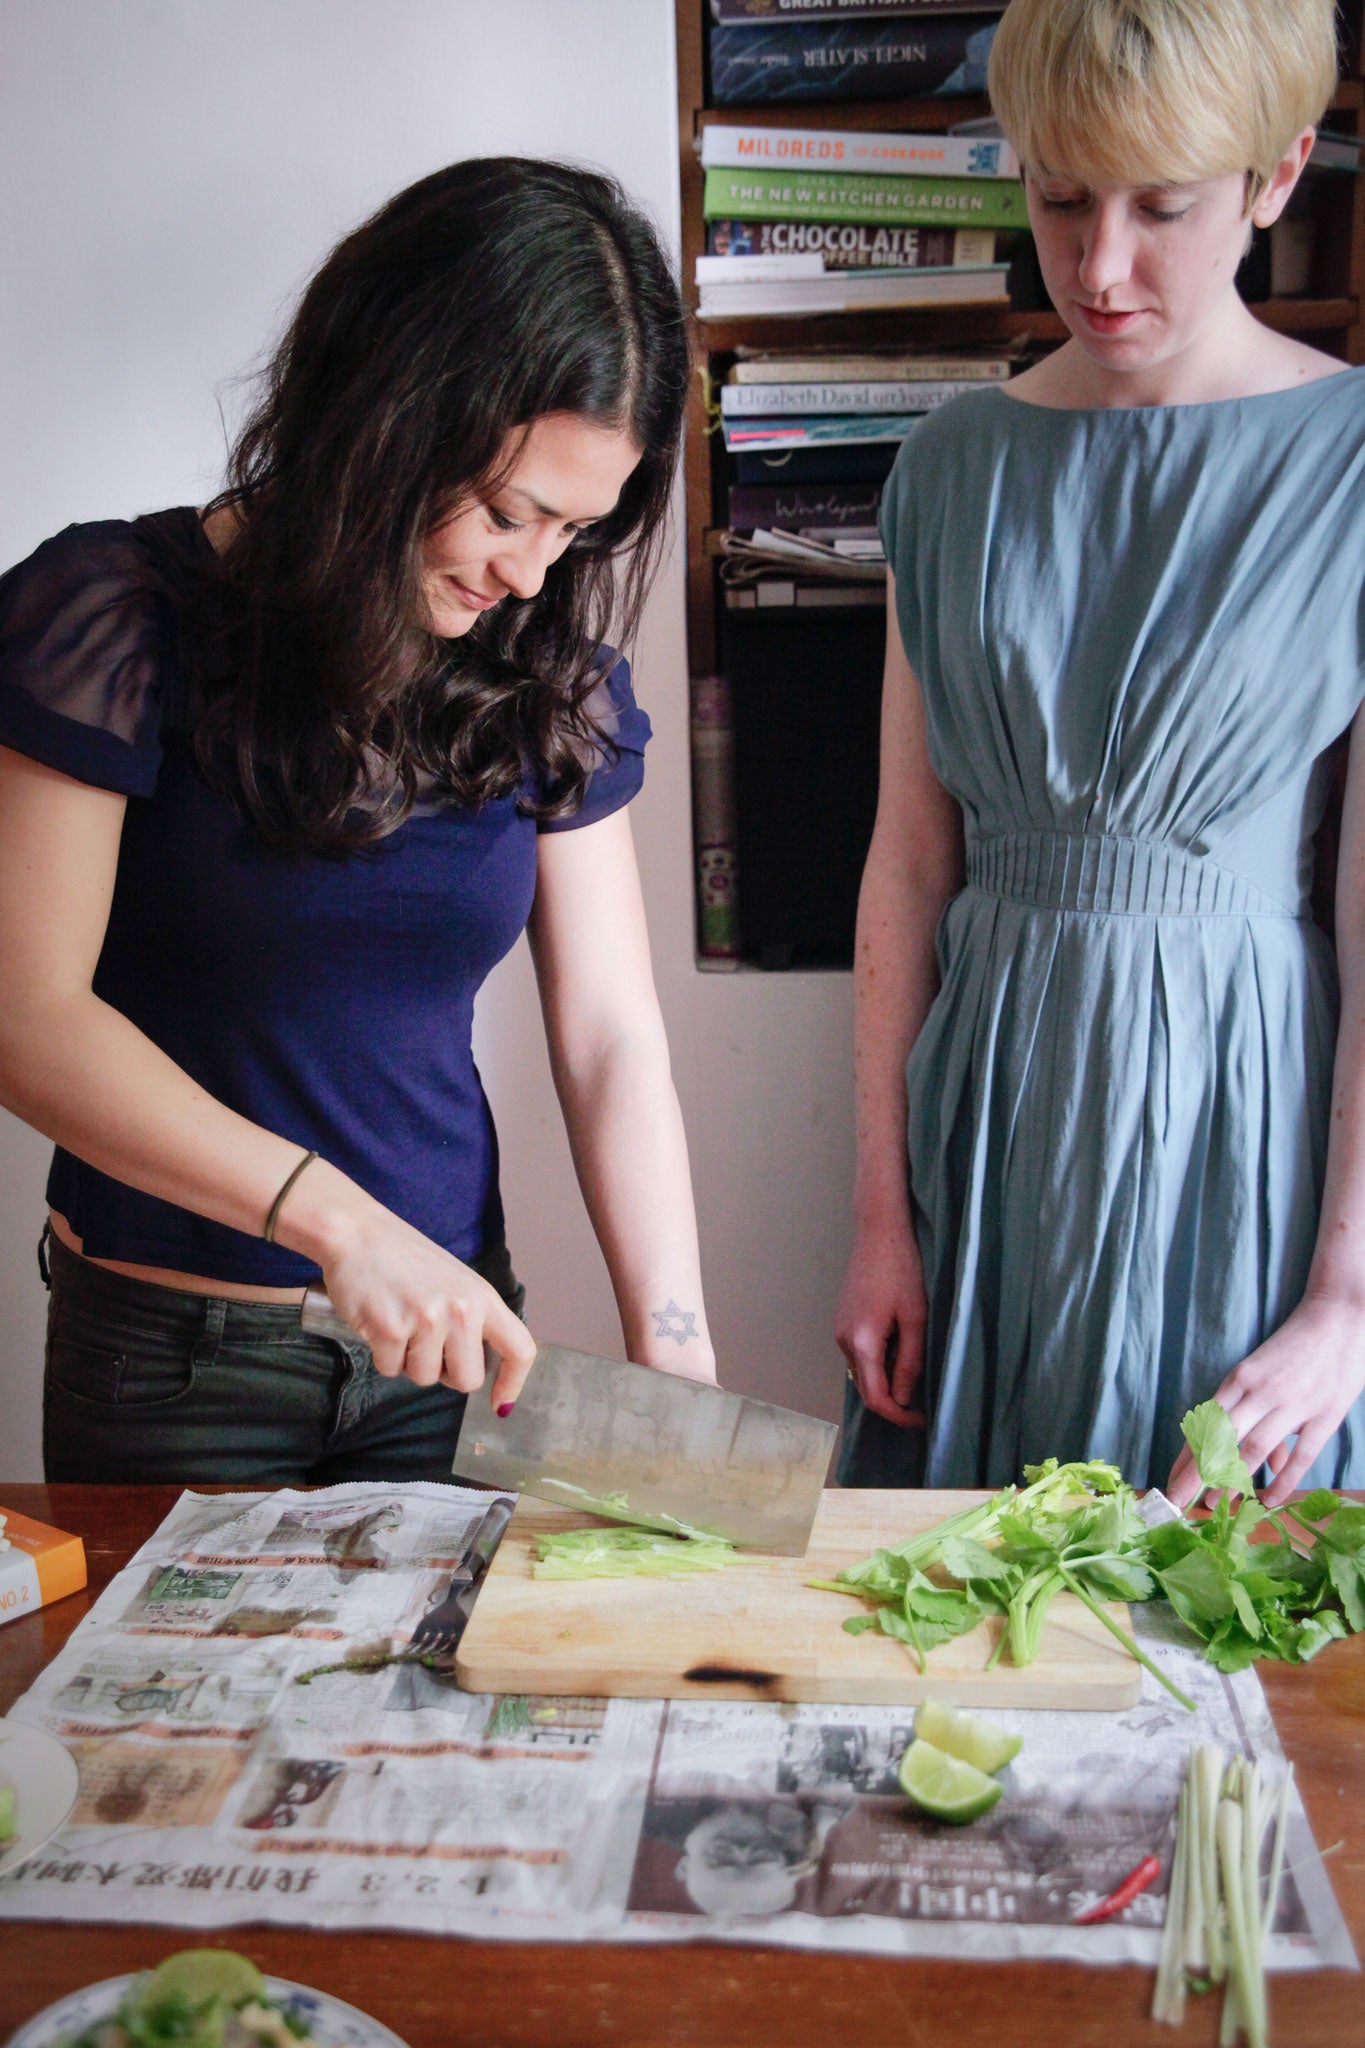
[455,1489,1143,1708]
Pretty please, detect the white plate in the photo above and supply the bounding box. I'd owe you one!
[8,1972,411,2048]
[0,1719,80,1880]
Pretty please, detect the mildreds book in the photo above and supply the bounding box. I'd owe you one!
[708,13,1000,104]
[700,120,1018,181]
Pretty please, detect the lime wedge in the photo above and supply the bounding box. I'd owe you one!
[914,1699,1022,1776]
[898,1737,1004,1823]
[132,1948,266,2012]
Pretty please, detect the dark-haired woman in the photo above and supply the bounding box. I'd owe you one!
[0,157,715,1485]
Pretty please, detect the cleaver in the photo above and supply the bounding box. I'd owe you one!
[299,1289,835,1556]
[452,1342,836,1556]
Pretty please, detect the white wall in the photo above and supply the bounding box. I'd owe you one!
[0,0,854,1478]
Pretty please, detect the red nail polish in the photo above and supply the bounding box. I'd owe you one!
[497,1401,515,1418]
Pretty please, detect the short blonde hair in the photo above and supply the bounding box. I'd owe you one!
[987,0,1339,198]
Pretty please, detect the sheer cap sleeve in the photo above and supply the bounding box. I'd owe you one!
[537,649,652,832]
[879,419,934,674]
[878,426,919,584]
[0,520,171,794]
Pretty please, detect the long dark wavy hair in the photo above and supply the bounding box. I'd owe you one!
[188,158,689,853]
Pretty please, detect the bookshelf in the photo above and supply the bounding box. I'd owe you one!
[675,1,1365,969]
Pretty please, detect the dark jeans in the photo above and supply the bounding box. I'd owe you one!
[41,1228,525,1487]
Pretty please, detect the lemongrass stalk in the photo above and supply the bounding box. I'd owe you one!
[1217,1801,1253,2048]
[1237,1757,1268,2048]
[1152,1776,1190,2025]
[1242,1757,1262,1945]
[1197,1746,1228,1986]
[1262,1765,1294,1944]
[1219,1797,1268,2048]
[1219,1967,1240,2048]
[1186,1769,1203,1974]
[1219,1975,1242,2048]
[1184,1760,1207,1978]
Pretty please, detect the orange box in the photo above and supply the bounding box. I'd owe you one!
[0,1507,87,1625]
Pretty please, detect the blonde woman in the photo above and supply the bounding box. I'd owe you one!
[836,0,1365,1506]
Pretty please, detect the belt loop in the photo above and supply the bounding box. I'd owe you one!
[194,1295,228,1370]
[36,1219,52,1289]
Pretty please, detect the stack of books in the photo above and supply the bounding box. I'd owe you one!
[717,347,1013,608]
[708,1,1007,108]
[698,120,1024,318]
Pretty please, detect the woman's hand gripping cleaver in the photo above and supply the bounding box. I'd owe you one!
[299,1289,834,1556]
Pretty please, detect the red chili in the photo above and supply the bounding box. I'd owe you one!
[1073,1852,1162,1925]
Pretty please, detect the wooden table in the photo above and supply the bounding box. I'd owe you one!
[1,1484,1361,2048]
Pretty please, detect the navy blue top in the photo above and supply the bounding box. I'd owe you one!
[0,510,650,1283]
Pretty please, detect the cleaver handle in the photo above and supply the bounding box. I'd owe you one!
[301,1286,502,1377]
[300,1285,363,1346]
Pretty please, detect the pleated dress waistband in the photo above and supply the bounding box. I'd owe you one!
[965,831,1302,918]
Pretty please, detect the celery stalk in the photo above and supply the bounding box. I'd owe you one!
[1058,1567,1197,1711]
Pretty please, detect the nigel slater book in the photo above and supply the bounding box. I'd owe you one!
[708,13,1001,105]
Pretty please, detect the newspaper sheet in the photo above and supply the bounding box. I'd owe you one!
[0,1483,1356,1967]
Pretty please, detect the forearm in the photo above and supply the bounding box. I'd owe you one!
[1304,959,1365,1310]
[850,843,954,1235]
[0,748,535,1396]
[1304,714,1365,1310]
[549,1021,713,1373]
[849,582,962,1243]
[0,987,380,1265]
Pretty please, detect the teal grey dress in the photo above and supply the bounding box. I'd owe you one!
[840,371,1365,1494]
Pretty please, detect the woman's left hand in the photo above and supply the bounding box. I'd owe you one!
[637,1339,718,1388]
[1165,1291,1365,1509]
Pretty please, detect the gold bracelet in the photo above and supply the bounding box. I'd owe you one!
[263,1149,320,1243]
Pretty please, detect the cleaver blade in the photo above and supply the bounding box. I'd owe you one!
[452,1343,837,1556]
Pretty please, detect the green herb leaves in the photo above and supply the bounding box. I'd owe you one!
[1145,1404,1362,1672]
[815,1405,1363,1696]
[1178,1401,1257,1503]
[814,1457,1192,1704]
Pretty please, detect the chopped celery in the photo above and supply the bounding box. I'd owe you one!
[534,1481,722,1542]
[533,1526,741,1580]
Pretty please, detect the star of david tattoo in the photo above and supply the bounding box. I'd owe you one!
[651,1300,698,1346]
